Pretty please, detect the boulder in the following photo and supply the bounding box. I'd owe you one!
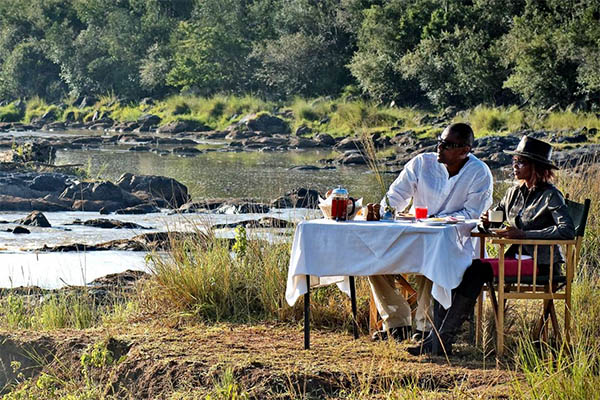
[116,173,190,208]
[12,226,30,234]
[289,136,320,149]
[271,187,321,209]
[315,133,336,146]
[172,147,202,156]
[19,211,51,227]
[337,150,368,165]
[215,200,271,214]
[30,174,70,192]
[241,113,291,134]
[136,114,161,132]
[0,195,71,211]
[68,218,150,229]
[114,203,161,215]
[157,120,210,134]
[334,137,363,151]
[72,200,124,212]
[295,125,313,136]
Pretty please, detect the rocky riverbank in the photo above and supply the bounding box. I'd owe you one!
[2,111,599,169]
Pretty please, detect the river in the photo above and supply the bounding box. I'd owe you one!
[2,130,395,288]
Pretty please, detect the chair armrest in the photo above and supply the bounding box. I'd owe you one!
[490,238,577,245]
[471,232,493,238]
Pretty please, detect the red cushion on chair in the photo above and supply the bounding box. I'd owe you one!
[482,258,536,278]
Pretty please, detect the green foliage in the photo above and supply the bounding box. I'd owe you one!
[206,368,249,400]
[460,105,526,136]
[232,226,248,258]
[0,102,24,122]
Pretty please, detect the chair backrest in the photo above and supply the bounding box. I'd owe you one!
[565,198,591,237]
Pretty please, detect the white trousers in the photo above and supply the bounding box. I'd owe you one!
[368,274,433,331]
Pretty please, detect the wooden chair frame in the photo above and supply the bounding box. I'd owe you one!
[475,198,590,357]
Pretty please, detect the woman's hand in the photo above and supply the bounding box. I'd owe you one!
[480,211,491,228]
[496,226,525,239]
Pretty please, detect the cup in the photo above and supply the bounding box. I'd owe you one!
[488,209,504,229]
[415,206,428,219]
[489,210,504,223]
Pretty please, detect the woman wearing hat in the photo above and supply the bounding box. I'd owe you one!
[408,135,575,356]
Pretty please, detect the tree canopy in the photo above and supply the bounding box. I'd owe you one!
[0,0,598,109]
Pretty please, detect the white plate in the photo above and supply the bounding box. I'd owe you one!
[421,221,446,226]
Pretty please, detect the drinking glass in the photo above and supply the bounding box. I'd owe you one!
[415,207,428,219]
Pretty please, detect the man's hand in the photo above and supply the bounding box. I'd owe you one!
[496,226,525,239]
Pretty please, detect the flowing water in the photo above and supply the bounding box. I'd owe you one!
[2,130,394,288]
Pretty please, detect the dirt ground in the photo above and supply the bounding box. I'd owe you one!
[0,321,518,399]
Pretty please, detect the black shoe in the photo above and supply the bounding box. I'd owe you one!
[407,293,476,357]
[411,330,430,342]
[371,326,411,342]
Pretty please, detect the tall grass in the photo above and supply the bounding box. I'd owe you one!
[0,102,23,122]
[459,105,526,136]
[0,291,133,331]
[143,226,294,322]
[141,224,372,330]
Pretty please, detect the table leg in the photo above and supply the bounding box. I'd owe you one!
[349,276,359,339]
[304,274,310,350]
[432,300,441,355]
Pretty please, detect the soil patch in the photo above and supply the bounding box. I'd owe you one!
[0,322,517,398]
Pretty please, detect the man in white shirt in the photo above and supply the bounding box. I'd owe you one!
[370,123,493,342]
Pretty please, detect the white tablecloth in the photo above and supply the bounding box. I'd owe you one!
[285,219,479,309]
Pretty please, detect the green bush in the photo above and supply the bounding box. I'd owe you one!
[0,103,23,122]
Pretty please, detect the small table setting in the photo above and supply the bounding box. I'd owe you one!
[285,187,480,349]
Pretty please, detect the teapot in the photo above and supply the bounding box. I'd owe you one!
[330,186,356,221]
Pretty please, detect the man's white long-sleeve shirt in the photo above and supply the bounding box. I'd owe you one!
[381,153,493,219]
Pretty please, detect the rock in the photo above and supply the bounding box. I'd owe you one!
[157,120,210,134]
[215,200,271,214]
[337,150,368,165]
[271,187,321,209]
[88,269,150,287]
[43,121,66,131]
[29,174,70,192]
[68,218,151,229]
[295,125,312,136]
[315,133,336,146]
[136,114,161,132]
[137,114,161,126]
[113,122,139,132]
[114,203,161,215]
[177,199,226,213]
[213,217,291,229]
[12,226,30,234]
[128,145,151,152]
[172,147,202,156]
[556,133,587,144]
[60,181,125,203]
[243,136,289,148]
[0,195,71,211]
[72,200,124,212]
[116,173,190,208]
[334,137,363,151]
[241,113,291,134]
[19,211,51,227]
[226,128,258,140]
[289,137,320,148]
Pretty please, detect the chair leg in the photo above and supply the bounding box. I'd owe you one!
[475,288,483,346]
[549,302,562,345]
[497,282,504,357]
